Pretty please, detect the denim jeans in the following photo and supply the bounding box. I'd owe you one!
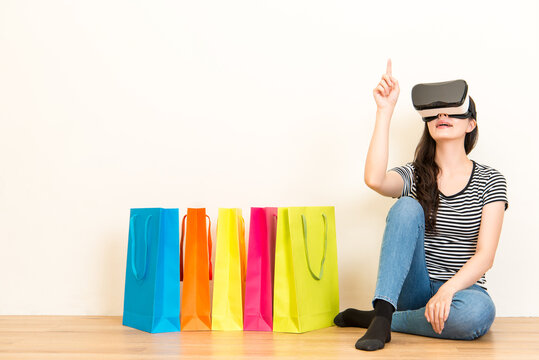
[372,196,496,340]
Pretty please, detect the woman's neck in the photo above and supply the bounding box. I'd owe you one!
[434,142,472,176]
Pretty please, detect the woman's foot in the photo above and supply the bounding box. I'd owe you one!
[355,299,395,351]
[355,316,392,351]
[333,308,375,328]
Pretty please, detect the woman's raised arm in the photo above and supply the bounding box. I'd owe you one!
[364,59,402,198]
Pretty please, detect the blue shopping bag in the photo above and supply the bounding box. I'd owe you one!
[122,208,181,333]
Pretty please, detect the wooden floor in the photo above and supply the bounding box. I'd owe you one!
[0,316,538,359]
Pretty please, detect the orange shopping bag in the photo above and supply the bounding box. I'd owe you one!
[180,208,213,330]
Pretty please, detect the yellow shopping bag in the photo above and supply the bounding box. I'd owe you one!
[211,208,246,330]
[273,206,339,333]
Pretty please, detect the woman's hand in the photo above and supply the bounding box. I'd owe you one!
[373,58,400,111]
[425,285,456,334]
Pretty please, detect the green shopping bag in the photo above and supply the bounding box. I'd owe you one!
[273,206,339,333]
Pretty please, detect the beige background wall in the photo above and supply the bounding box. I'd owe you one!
[1,0,537,316]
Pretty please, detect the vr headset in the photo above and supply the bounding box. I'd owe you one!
[411,79,475,122]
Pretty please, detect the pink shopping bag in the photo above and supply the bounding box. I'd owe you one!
[243,207,278,331]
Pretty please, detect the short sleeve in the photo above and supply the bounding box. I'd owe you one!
[388,162,415,198]
[482,169,509,211]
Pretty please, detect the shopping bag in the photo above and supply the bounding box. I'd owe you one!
[211,208,246,331]
[179,208,213,330]
[273,206,339,333]
[244,207,278,331]
[122,208,181,333]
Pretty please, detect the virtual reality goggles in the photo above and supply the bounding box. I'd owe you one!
[411,79,475,122]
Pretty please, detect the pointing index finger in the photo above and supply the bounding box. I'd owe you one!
[386,58,392,76]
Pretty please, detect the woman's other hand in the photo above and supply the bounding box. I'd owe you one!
[425,285,456,334]
[373,58,400,111]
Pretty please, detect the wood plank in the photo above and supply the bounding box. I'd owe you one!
[0,317,537,359]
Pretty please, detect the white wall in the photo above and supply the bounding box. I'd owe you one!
[1,0,537,316]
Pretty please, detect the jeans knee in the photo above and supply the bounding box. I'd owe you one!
[443,291,496,340]
[387,196,425,225]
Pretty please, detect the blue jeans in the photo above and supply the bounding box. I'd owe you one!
[372,196,496,340]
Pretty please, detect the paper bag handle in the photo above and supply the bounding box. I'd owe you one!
[180,213,213,282]
[206,215,213,280]
[239,215,246,282]
[129,214,152,281]
[301,213,328,281]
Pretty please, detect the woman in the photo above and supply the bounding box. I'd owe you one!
[334,59,509,351]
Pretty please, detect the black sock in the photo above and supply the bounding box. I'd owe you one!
[333,308,375,328]
[355,299,395,351]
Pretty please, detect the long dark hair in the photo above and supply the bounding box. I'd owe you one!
[412,97,478,236]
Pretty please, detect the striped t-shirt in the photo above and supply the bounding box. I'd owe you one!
[389,159,508,290]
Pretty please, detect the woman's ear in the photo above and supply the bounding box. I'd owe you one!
[466,118,477,133]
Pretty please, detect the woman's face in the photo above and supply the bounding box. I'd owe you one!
[427,113,476,141]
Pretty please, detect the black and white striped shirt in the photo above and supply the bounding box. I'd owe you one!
[389,159,508,290]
